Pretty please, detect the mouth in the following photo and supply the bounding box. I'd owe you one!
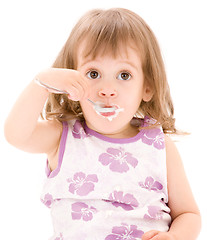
[98,105,116,116]
[100,111,116,117]
[93,102,124,121]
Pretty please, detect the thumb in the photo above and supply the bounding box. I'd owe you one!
[67,86,82,101]
[142,230,160,240]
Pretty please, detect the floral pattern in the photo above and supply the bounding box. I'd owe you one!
[41,193,53,208]
[41,118,170,238]
[71,202,97,221]
[107,191,139,211]
[140,127,164,149]
[72,120,88,139]
[67,172,98,196]
[99,147,138,173]
[54,233,64,240]
[143,116,157,126]
[139,177,163,191]
[144,206,163,220]
[105,223,144,240]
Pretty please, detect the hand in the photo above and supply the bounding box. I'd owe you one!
[37,68,90,101]
[64,69,90,101]
[142,230,175,240]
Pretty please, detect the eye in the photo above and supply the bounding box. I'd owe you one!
[86,70,100,79]
[117,71,132,81]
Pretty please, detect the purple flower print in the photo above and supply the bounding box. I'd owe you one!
[72,120,88,139]
[108,191,139,211]
[141,128,164,149]
[71,202,97,221]
[139,176,163,192]
[143,116,157,126]
[144,206,163,220]
[99,147,138,173]
[105,223,144,240]
[41,193,53,208]
[55,233,64,240]
[67,172,98,196]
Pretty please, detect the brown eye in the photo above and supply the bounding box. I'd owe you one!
[87,70,100,79]
[118,72,132,81]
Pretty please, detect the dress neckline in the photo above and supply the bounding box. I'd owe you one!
[83,117,145,144]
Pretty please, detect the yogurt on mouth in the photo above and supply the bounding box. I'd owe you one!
[93,102,124,121]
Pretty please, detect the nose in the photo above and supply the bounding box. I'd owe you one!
[98,88,117,98]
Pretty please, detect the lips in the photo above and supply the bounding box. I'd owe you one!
[91,101,124,121]
[98,105,117,116]
[100,111,116,117]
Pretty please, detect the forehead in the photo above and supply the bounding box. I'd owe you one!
[76,39,142,67]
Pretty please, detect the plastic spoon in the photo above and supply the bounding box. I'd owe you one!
[34,79,116,113]
[87,99,116,113]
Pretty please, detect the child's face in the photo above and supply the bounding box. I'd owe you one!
[77,42,152,138]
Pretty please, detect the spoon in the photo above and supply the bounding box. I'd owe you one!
[34,79,116,113]
[87,99,116,113]
[34,79,69,95]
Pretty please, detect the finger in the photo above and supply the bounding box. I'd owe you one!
[67,77,88,101]
[70,74,90,100]
[152,232,172,240]
[77,74,91,100]
[142,230,160,240]
[62,70,87,101]
[73,80,90,100]
[148,232,171,240]
[67,86,81,101]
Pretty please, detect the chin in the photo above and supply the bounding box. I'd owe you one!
[85,115,129,135]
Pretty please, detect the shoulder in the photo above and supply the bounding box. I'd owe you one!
[42,118,63,132]
[13,119,63,154]
[46,120,64,171]
[164,134,182,169]
[164,134,188,207]
[164,134,177,152]
[164,134,186,197]
[41,119,63,154]
[164,134,201,220]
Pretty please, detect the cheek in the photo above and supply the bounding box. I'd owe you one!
[80,100,95,118]
[123,87,143,106]
[123,93,143,116]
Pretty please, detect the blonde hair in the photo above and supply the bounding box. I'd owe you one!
[44,8,177,134]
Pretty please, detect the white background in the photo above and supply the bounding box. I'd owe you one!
[0,0,206,239]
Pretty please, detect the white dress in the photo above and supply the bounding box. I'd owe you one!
[41,117,171,240]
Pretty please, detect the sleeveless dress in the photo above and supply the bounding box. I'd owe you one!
[41,116,171,240]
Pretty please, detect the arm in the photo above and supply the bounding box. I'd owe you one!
[142,135,201,240]
[4,68,88,155]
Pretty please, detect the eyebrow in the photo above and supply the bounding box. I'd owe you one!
[79,59,94,68]
[117,60,139,70]
[79,59,139,70]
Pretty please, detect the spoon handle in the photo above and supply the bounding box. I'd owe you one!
[34,79,69,95]
[87,99,116,112]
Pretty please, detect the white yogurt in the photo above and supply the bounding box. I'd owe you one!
[92,102,124,121]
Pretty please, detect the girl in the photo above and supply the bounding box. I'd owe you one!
[4,8,201,240]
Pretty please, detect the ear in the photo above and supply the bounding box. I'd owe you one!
[142,82,153,102]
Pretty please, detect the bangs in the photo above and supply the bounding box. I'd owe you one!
[76,9,145,60]
[50,8,177,133]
